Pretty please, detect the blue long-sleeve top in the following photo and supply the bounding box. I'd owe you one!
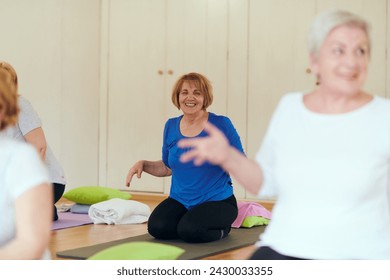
[162,112,245,209]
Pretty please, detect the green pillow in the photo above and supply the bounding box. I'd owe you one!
[241,216,270,228]
[88,242,185,260]
[63,186,132,205]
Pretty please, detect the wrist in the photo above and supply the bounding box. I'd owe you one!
[220,146,236,171]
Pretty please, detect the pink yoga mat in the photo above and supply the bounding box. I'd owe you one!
[51,212,93,230]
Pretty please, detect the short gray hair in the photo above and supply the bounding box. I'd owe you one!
[307,10,371,56]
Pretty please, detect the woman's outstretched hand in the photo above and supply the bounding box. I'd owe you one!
[178,122,231,166]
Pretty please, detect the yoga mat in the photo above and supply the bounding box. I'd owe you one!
[52,212,93,230]
[57,226,266,260]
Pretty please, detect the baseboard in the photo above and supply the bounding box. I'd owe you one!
[58,191,275,211]
[129,192,275,211]
[130,191,168,202]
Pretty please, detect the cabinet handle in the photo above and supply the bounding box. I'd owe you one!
[167,69,174,75]
[158,70,164,75]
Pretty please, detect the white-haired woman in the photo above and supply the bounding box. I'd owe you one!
[178,10,390,259]
[0,68,52,259]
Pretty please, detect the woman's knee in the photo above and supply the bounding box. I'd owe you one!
[177,222,205,243]
[147,217,178,240]
[53,183,65,204]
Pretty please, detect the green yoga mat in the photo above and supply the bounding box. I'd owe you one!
[56,226,266,260]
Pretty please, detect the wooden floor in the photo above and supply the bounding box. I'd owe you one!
[50,192,274,260]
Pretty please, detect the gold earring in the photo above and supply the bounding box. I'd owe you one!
[316,75,321,86]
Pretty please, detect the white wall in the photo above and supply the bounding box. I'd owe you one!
[0,0,100,189]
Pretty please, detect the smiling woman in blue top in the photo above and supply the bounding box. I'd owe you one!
[126,72,244,243]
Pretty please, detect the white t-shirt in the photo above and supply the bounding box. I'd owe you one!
[1,95,66,184]
[0,136,51,259]
[256,92,390,259]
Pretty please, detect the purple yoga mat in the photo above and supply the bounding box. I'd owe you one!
[51,212,93,230]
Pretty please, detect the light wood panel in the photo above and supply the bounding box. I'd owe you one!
[61,0,100,188]
[164,0,228,194]
[98,0,110,185]
[205,0,229,116]
[107,0,166,192]
[247,0,315,199]
[388,0,390,98]
[226,0,249,198]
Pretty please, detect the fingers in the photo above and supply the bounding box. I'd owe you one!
[125,161,144,187]
[125,171,134,187]
[125,168,142,187]
[178,138,205,164]
[180,149,204,164]
[178,122,221,165]
[178,122,220,150]
[193,157,205,166]
[177,138,198,149]
[203,121,220,136]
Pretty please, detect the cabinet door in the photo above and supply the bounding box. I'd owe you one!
[247,0,315,199]
[165,0,229,119]
[163,0,231,193]
[226,0,249,199]
[388,1,390,99]
[107,0,166,192]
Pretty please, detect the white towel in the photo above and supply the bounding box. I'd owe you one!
[88,198,151,225]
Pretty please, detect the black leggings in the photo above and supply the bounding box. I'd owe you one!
[148,195,238,243]
[249,246,307,260]
[53,183,65,221]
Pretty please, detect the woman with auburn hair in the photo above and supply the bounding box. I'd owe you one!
[126,72,245,243]
[0,68,52,259]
